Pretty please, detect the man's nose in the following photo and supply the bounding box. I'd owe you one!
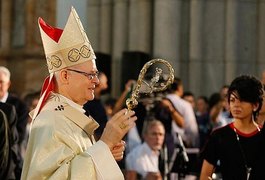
[93,76,100,84]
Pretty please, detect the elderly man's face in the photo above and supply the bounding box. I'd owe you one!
[0,73,10,99]
[144,124,165,152]
[66,60,99,105]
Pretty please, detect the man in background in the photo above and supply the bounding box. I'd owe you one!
[0,102,22,179]
[0,66,28,158]
[166,78,199,148]
[126,120,165,180]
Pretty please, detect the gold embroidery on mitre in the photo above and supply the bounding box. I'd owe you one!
[80,45,91,58]
[68,45,92,62]
[50,55,62,68]
[68,48,81,62]
[38,7,96,74]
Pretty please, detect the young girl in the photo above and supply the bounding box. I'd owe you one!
[200,75,264,180]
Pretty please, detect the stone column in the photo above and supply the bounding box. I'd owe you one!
[189,0,226,96]
[112,0,129,97]
[128,0,152,53]
[257,1,265,75]
[224,1,239,84]
[87,0,101,51]
[99,0,112,54]
[188,0,204,95]
[1,0,12,51]
[226,0,258,83]
[153,0,182,75]
[12,0,26,47]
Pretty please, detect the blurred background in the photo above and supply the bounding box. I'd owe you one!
[0,0,265,99]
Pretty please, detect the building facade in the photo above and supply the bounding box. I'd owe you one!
[1,0,265,98]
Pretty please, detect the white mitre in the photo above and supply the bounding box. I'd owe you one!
[32,7,96,120]
[39,6,96,73]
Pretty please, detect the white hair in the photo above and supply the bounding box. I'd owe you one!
[0,66,11,81]
[142,119,165,136]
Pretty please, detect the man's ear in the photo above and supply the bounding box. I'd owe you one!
[59,69,69,84]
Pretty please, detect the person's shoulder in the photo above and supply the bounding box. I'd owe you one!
[170,95,189,106]
[38,102,69,120]
[34,109,57,124]
[181,99,193,109]
[127,143,144,157]
[0,102,13,111]
[7,93,27,108]
[36,100,86,127]
[211,123,232,136]
[33,99,65,122]
[7,93,22,102]
[166,93,178,101]
[0,102,16,120]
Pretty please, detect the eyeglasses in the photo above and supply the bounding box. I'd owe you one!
[67,69,99,80]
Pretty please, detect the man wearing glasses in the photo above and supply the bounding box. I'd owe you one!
[21,7,137,180]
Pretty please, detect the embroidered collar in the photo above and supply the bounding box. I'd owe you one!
[52,93,85,113]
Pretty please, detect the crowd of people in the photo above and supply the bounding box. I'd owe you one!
[2,68,265,180]
[1,6,265,180]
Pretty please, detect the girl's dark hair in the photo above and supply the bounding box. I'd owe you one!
[227,75,263,119]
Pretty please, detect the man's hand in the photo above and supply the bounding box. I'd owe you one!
[111,140,126,161]
[100,109,137,149]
